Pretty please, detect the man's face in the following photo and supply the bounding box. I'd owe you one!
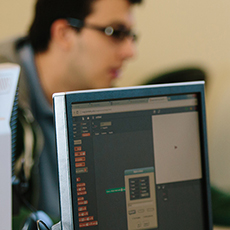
[67,0,136,90]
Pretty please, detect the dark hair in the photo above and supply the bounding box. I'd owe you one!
[28,0,142,53]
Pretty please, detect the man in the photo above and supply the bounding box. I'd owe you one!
[0,0,142,226]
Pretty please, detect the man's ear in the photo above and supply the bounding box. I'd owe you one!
[50,19,75,50]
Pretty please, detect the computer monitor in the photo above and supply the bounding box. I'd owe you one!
[53,81,212,230]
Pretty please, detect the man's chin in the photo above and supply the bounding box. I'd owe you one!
[97,81,115,89]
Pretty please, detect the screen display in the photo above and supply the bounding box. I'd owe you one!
[69,94,206,230]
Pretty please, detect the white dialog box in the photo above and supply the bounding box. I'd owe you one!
[125,167,158,230]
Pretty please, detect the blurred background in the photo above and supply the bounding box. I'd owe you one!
[1,0,230,193]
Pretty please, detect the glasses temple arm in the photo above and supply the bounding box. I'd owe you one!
[66,17,84,28]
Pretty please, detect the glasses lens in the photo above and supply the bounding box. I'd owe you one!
[130,32,138,42]
[112,30,126,40]
[107,27,137,42]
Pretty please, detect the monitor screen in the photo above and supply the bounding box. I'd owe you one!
[69,94,206,229]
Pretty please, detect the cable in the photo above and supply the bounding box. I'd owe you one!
[36,220,50,230]
[13,182,52,229]
[12,177,38,214]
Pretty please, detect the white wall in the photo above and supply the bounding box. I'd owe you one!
[1,0,230,191]
[0,0,34,41]
[123,0,230,192]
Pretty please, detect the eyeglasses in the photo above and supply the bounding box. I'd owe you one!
[66,17,137,42]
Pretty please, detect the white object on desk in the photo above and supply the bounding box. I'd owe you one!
[0,63,20,230]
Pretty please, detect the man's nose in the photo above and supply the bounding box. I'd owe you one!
[119,38,136,61]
